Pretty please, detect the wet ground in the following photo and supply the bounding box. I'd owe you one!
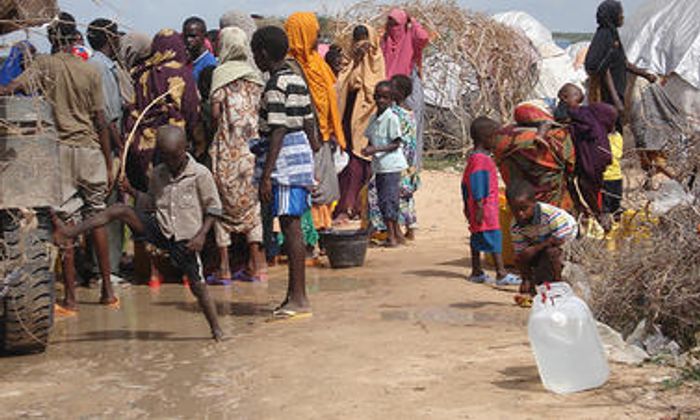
[1,171,697,419]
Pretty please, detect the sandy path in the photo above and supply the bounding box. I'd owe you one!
[0,170,696,419]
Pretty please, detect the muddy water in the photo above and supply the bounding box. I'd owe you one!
[0,265,375,419]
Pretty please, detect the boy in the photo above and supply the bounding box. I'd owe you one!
[463,117,521,285]
[53,126,223,340]
[362,80,408,247]
[602,128,624,225]
[508,181,578,306]
[251,26,317,318]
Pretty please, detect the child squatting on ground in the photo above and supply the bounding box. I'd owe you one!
[507,181,578,307]
[53,125,224,340]
[462,117,520,286]
[362,80,408,247]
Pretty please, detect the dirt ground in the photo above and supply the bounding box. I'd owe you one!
[1,170,698,419]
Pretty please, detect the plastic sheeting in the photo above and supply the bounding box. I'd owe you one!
[493,11,586,102]
[621,0,700,89]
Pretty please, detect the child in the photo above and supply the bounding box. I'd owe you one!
[462,117,521,285]
[602,126,624,225]
[362,80,407,247]
[53,125,223,340]
[508,181,578,307]
[391,74,420,240]
[251,26,318,318]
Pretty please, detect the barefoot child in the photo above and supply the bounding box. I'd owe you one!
[54,125,224,340]
[508,181,578,307]
[462,117,520,285]
[251,26,318,318]
[362,80,408,247]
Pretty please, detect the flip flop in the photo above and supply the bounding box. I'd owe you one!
[496,273,522,286]
[232,269,262,283]
[514,295,533,308]
[268,308,313,322]
[468,273,494,284]
[206,274,232,286]
[54,303,77,318]
[101,297,120,310]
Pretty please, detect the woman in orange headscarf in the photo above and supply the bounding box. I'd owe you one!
[334,24,386,223]
[285,12,345,231]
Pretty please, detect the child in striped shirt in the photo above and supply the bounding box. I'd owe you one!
[507,181,578,303]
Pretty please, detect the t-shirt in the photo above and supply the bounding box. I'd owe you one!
[365,108,408,174]
[192,50,218,83]
[603,131,623,181]
[16,52,104,148]
[511,202,578,254]
[258,63,314,136]
[146,155,223,241]
[461,151,500,233]
[89,51,123,126]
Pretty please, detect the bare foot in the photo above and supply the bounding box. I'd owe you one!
[405,228,415,241]
[212,328,225,342]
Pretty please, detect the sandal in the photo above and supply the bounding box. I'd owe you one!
[514,295,533,308]
[232,269,263,283]
[496,273,522,286]
[206,274,232,286]
[268,308,313,322]
[468,273,494,284]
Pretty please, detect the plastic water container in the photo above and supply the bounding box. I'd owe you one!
[528,282,609,394]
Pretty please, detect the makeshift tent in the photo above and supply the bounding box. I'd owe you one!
[623,0,700,157]
[0,0,58,35]
[493,11,586,103]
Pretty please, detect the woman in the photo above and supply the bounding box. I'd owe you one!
[584,0,656,120]
[209,27,266,283]
[335,24,386,224]
[381,8,429,168]
[285,12,345,232]
[121,32,152,71]
[493,101,576,212]
[125,29,200,193]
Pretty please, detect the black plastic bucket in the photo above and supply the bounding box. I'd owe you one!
[320,229,369,269]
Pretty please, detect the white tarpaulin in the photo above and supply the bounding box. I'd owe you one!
[493,11,585,102]
[621,0,700,89]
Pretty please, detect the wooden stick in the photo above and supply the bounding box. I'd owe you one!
[118,80,184,182]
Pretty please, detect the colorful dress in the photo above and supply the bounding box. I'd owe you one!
[462,151,501,253]
[210,79,263,244]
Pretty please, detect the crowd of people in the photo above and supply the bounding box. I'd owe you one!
[0,0,662,337]
[0,7,431,339]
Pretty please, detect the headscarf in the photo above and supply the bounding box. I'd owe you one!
[121,32,152,70]
[568,103,616,188]
[210,27,263,95]
[381,8,429,78]
[585,0,626,78]
[514,100,555,125]
[0,41,33,86]
[337,25,386,157]
[596,0,623,30]
[285,12,346,149]
[219,10,257,39]
[126,29,200,190]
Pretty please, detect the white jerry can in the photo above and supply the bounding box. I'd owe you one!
[528,282,610,394]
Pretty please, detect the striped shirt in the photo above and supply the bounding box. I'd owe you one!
[511,202,578,254]
[258,63,313,136]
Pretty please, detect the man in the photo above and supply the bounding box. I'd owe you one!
[54,126,224,341]
[0,16,117,313]
[182,16,217,83]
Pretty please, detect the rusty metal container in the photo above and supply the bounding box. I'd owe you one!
[0,96,61,209]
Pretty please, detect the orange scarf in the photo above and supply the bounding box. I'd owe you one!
[285,12,346,149]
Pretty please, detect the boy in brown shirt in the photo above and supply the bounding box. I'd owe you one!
[53,125,223,340]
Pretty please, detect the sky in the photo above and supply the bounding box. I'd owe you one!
[55,0,648,34]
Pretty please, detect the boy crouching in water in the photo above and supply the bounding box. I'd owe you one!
[508,181,578,307]
[53,125,224,340]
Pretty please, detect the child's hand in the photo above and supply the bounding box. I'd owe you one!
[259,178,273,203]
[361,146,376,157]
[118,177,135,196]
[475,206,484,225]
[186,232,206,253]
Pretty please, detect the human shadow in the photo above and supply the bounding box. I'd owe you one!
[403,269,467,281]
[153,300,270,317]
[450,301,510,310]
[492,365,546,393]
[53,329,207,344]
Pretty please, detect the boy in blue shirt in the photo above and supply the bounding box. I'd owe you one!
[363,81,408,247]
